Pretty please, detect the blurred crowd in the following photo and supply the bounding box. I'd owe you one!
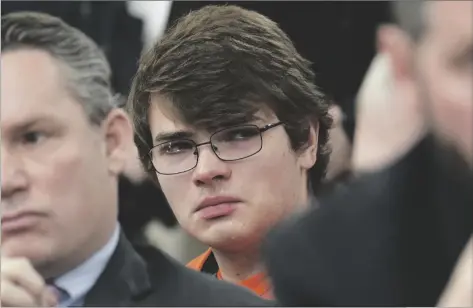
[1,1,472,307]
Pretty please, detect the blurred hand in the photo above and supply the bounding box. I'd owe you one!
[1,257,57,307]
[437,236,473,307]
[351,53,425,173]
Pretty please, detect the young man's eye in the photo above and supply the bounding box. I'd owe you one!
[159,140,194,155]
[219,128,259,142]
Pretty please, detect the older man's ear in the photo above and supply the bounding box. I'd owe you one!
[102,108,137,177]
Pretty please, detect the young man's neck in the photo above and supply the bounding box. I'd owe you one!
[211,185,313,284]
[212,246,265,284]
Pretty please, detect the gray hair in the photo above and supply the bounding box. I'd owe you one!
[391,1,427,41]
[1,11,115,125]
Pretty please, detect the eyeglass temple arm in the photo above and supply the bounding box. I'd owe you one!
[259,121,284,132]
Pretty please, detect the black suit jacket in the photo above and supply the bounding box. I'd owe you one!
[264,136,473,306]
[83,232,273,306]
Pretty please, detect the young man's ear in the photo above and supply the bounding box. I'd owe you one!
[299,123,319,170]
[102,108,135,176]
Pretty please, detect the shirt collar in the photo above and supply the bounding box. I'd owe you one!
[54,224,120,304]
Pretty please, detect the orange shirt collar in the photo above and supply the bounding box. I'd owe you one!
[187,248,273,299]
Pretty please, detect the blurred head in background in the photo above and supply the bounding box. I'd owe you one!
[324,103,353,183]
[1,12,133,278]
[117,97,177,244]
[380,1,472,169]
[128,5,332,254]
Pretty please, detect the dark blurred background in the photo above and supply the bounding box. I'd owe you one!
[2,1,391,121]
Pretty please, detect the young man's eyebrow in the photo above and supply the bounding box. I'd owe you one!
[153,130,195,144]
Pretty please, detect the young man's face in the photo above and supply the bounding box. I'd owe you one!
[147,95,318,251]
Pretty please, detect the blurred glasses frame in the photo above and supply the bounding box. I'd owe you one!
[148,121,284,175]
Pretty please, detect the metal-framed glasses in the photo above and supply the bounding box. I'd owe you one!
[148,122,284,175]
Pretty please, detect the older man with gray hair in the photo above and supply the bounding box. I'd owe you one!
[0,11,271,307]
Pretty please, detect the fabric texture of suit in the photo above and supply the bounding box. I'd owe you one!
[83,232,274,306]
[264,136,473,306]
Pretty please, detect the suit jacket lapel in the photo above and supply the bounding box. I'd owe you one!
[83,231,152,306]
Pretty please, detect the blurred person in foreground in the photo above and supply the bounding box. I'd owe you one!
[127,5,332,298]
[265,1,473,306]
[0,11,271,307]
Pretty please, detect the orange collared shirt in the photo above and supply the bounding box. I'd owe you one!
[187,249,273,299]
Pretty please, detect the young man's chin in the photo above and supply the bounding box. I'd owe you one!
[197,228,262,252]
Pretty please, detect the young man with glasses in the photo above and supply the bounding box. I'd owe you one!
[127,5,332,298]
[1,11,272,307]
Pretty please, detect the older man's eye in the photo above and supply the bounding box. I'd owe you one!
[22,131,47,145]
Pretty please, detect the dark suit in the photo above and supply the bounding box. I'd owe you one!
[264,136,473,306]
[84,232,273,306]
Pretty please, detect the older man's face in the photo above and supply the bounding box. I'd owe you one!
[1,49,125,274]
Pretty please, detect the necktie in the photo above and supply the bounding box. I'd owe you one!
[46,280,70,307]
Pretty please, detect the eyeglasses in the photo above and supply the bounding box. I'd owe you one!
[148,122,284,175]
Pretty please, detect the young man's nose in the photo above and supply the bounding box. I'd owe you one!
[192,146,232,186]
